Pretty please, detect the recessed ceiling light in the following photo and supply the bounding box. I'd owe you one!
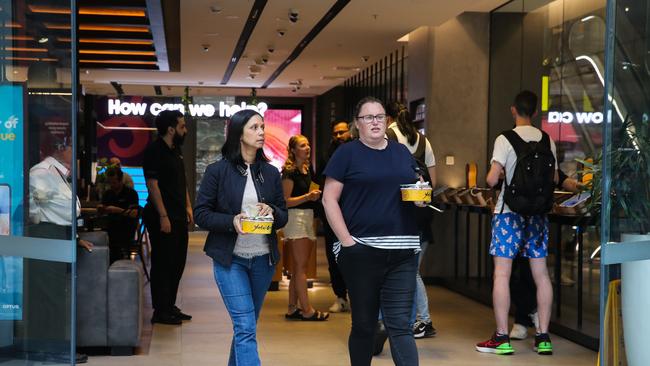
[210,5,222,14]
[38,36,49,43]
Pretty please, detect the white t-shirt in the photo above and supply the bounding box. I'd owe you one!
[233,165,269,258]
[491,126,557,214]
[387,122,436,167]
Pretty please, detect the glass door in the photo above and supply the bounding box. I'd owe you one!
[600,0,650,365]
[0,0,78,364]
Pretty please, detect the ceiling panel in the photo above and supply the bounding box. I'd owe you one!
[80,0,509,96]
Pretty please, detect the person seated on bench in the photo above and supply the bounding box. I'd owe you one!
[98,167,139,263]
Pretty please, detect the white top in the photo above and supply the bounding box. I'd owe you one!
[233,165,270,258]
[491,126,558,213]
[29,156,81,226]
[387,122,436,167]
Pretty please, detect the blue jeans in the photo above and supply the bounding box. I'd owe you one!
[213,255,275,366]
[413,241,431,323]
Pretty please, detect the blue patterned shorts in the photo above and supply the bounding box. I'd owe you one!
[489,213,549,259]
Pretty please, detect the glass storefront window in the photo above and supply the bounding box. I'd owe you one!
[0,0,77,364]
[600,1,650,365]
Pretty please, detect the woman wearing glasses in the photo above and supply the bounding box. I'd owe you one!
[322,96,423,366]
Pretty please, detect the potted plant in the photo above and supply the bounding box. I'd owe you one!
[581,115,650,366]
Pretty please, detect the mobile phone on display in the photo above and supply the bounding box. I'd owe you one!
[0,184,10,236]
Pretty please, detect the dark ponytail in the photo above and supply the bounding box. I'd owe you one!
[387,101,417,146]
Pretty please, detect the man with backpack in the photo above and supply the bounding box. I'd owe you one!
[476,91,557,356]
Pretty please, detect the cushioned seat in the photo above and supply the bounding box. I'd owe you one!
[77,231,143,355]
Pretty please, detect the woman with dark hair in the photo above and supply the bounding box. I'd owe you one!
[282,135,328,321]
[322,96,424,365]
[385,101,437,339]
[194,109,288,366]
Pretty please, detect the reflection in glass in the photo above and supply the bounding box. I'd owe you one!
[0,0,76,363]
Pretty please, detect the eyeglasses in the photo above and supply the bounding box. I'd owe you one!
[356,114,387,124]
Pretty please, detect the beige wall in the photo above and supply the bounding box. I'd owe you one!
[430,12,490,189]
[407,13,491,277]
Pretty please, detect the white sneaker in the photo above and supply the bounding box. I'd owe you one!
[509,323,528,340]
[329,298,349,313]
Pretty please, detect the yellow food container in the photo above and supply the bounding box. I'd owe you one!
[241,218,273,234]
[400,185,433,202]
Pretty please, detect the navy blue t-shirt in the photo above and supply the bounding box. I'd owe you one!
[323,139,420,249]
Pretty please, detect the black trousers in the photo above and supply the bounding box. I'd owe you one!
[144,207,189,316]
[337,245,418,366]
[511,256,537,327]
[323,220,347,300]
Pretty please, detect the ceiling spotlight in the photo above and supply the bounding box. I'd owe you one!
[210,4,222,14]
[256,55,269,65]
[361,56,369,62]
[202,44,210,52]
[13,70,19,74]
[288,9,299,23]
[38,37,49,44]
[277,29,286,37]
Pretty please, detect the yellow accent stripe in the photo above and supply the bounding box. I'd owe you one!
[541,76,549,112]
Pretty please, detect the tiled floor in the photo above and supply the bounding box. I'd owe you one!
[86,232,597,366]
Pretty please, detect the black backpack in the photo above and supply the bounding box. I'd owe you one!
[501,129,556,216]
[386,127,431,183]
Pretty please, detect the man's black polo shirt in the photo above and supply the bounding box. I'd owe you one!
[142,138,187,222]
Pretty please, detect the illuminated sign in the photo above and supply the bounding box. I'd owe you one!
[107,99,268,118]
[548,111,603,124]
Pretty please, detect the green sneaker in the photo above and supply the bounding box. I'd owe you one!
[534,333,553,355]
[476,332,515,355]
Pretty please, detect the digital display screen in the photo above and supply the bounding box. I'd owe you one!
[0,185,10,236]
[262,109,303,170]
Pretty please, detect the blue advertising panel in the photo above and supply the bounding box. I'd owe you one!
[0,84,25,320]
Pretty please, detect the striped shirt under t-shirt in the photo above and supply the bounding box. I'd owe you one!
[323,139,421,257]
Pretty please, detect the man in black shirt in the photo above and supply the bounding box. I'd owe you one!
[316,120,351,313]
[143,110,193,325]
[98,167,139,264]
